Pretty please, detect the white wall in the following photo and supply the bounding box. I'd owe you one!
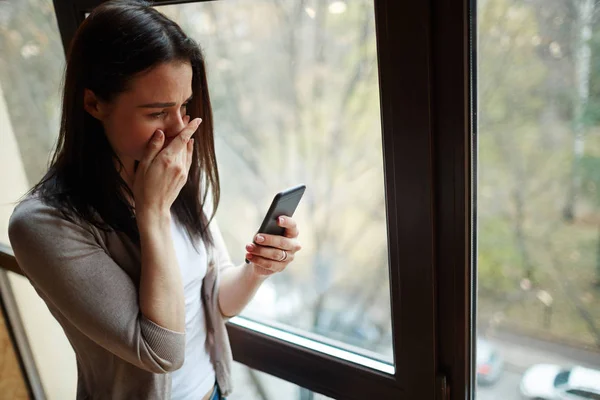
[0,84,77,399]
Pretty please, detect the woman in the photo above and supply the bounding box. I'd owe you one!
[7,1,301,399]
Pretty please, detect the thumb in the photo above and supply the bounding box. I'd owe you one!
[138,130,164,172]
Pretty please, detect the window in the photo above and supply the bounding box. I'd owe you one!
[62,1,437,398]
[156,0,394,365]
[1,0,458,398]
[0,0,64,245]
[555,370,571,387]
[476,0,600,399]
[0,1,74,399]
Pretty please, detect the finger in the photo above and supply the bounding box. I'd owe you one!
[165,118,201,155]
[277,216,299,238]
[247,259,276,276]
[175,139,190,183]
[246,243,288,261]
[185,138,194,173]
[245,254,285,273]
[253,233,297,251]
[138,130,165,172]
[246,243,294,262]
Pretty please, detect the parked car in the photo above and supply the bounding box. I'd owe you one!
[476,338,504,385]
[520,364,600,399]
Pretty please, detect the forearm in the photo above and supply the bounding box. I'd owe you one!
[218,262,268,318]
[137,211,185,333]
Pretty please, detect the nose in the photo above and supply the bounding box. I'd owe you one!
[165,112,187,139]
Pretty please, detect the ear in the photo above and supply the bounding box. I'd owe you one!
[83,89,108,121]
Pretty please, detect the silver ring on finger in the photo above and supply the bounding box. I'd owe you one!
[278,250,288,262]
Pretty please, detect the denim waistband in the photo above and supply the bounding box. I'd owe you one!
[209,382,224,400]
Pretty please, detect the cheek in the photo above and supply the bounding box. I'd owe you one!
[104,115,159,160]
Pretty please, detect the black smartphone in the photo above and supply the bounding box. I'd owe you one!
[245,184,307,263]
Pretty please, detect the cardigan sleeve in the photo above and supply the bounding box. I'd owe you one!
[8,197,186,374]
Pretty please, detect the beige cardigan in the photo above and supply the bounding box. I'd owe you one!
[8,194,234,399]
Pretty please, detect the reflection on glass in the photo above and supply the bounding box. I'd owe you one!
[159,0,392,365]
[477,0,600,398]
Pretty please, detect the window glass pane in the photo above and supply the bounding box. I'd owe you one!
[0,3,76,400]
[158,0,393,366]
[476,0,600,399]
[231,362,333,400]
[0,0,63,244]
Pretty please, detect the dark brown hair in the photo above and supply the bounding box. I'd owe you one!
[29,0,219,248]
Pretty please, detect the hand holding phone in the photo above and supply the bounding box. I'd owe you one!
[245,184,306,263]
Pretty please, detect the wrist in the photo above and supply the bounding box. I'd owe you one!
[244,261,272,282]
[137,207,172,232]
[243,262,272,284]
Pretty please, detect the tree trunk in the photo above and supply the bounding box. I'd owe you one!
[513,185,535,281]
[596,224,600,287]
[563,0,594,221]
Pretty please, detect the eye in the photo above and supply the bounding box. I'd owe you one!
[181,102,189,110]
[149,111,167,119]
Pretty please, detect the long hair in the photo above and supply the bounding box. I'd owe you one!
[28,0,219,248]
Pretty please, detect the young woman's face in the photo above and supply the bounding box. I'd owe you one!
[89,61,194,162]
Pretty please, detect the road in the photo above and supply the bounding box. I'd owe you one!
[477,331,600,400]
[478,370,521,400]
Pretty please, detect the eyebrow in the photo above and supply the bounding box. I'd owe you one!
[137,94,193,108]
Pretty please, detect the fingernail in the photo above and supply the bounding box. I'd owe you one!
[255,235,264,243]
[246,244,255,251]
[154,130,163,142]
[279,217,285,225]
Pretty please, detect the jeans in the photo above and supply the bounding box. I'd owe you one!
[208,382,225,400]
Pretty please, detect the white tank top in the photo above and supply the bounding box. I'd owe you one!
[169,215,216,399]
